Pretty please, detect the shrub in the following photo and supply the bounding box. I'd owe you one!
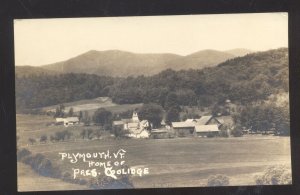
[89,174,133,189]
[255,165,292,185]
[231,128,243,137]
[62,172,72,182]
[168,132,175,139]
[219,129,229,137]
[28,138,36,145]
[207,174,230,186]
[94,129,103,139]
[87,129,94,139]
[79,178,88,185]
[177,130,193,137]
[89,165,134,189]
[177,131,186,137]
[112,126,128,138]
[20,151,62,179]
[21,155,35,165]
[151,133,169,139]
[103,124,112,131]
[37,158,56,177]
[40,135,47,143]
[17,148,32,161]
[50,135,56,142]
[206,132,216,138]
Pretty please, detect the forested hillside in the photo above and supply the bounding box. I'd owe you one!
[15,66,58,77]
[16,74,116,111]
[15,48,288,112]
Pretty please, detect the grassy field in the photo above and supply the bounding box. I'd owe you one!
[18,162,88,191]
[40,96,143,114]
[17,113,292,191]
[18,135,291,190]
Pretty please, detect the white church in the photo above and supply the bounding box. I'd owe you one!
[112,111,150,138]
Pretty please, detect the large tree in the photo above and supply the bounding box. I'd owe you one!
[234,104,289,135]
[138,103,164,128]
[164,92,180,111]
[68,107,74,117]
[165,107,180,125]
[93,108,113,126]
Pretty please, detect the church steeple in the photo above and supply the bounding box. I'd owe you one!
[132,111,139,122]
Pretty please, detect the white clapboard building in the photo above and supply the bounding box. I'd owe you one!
[55,117,79,127]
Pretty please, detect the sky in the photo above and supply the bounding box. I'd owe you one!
[14,12,288,66]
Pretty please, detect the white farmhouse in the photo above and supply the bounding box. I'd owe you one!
[55,117,79,127]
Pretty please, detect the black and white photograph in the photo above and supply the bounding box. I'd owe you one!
[14,13,291,191]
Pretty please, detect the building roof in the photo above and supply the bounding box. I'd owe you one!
[56,118,65,122]
[196,115,213,125]
[113,121,124,126]
[65,117,79,122]
[185,119,199,123]
[121,118,133,123]
[56,117,79,122]
[172,121,195,128]
[127,122,139,128]
[195,125,219,132]
[215,116,234,126]
[140,120,149,126]
[225,99,231,103]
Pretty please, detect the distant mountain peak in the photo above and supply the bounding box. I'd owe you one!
[38,49,243,77]
[19,48,265,77]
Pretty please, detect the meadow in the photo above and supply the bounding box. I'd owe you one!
[40,96,143,114]
[16,112,291,191]
[18,162,88,191]
[18,129,291,190]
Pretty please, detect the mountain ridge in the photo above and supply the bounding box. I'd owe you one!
[15,48,288,111]
[16,48,254,77]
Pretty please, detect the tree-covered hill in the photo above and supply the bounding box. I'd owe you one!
[15,66,58,77]
[34,49,238,77]
[15,48,288,112]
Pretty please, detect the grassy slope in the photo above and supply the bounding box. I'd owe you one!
[39,96,143,114]
[17,113,291,190]
[17,162,88,192]
[20,136,291,189]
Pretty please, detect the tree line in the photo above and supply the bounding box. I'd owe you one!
[16,48,288,113]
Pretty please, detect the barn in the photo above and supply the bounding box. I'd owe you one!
[172,122,196,136]
[196,115,222,126]
[194,124,219,137]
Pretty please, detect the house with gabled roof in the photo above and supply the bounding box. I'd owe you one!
[196,115,222,126]
[172,115,224,137]
[185,119,199,123]
[55,117,79,127]
[194,124,219,137]
[215,115,234,128]
[172,121,197,136]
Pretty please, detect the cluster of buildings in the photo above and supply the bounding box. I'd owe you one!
[172,116,225,137]
[112,111,234,139]
[112,111,151,138]
[54,107,234,138]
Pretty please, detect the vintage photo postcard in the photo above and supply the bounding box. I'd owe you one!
[14,13,291,191]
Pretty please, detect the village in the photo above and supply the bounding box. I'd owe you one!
[52,99,258,140]
[14,14,291,191]
[111,111,234,139]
